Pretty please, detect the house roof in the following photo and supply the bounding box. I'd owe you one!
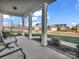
[0,0,56,17]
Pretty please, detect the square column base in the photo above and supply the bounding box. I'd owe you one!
[29,34,32,40]
[41,34,48,46]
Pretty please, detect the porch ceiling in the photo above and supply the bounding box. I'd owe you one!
[0,0,56,17]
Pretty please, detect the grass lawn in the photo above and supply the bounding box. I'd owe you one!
[32,33,79,44]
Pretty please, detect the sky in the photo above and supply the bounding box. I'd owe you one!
[2,0,79,27]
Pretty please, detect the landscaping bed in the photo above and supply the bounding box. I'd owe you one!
[32,33,79,58]
[48,39,77,58]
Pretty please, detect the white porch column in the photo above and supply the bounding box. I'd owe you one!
[0,14,3,31]
[41,2,48,46]
[22,17,25,36]
[29,12,32,39]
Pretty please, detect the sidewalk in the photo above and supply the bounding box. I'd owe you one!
[60,41,77,48]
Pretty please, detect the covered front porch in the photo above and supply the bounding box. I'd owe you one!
[0,0,56,46]
[0,0,73,59]
[1,36,71,59]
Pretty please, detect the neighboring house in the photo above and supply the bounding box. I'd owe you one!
[50,25,58,31]
[55,24,67,31]
[59,25,67,31]
[47,25,58,32]
[35,23,41,32]
[47,24,67,32]
[35,24,67,32]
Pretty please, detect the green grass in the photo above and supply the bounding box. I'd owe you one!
[9,32,22,36]
[32,33,79,44]
[48,35,79,44]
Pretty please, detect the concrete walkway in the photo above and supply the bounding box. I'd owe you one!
[1,36,71,59]
[61,41,77,48]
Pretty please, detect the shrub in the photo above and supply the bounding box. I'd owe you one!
[17,33,22,36]
[48,38,60,47]
[52,38,60,47]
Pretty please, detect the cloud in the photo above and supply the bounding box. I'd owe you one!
[72,22,76,25]
[71,22,76,26]
[33,10,42,16]
[3,14,10,19]
[3,14,15,20]
[32,17,38,21]
[33,10,50,20]
[47,16,50,19]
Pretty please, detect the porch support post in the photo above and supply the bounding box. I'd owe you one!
[41,2,48,46]
[29,12,32,39]
[22,17,25,36]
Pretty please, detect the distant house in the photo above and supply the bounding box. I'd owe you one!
[55,24,67,31]
[47,24,67,32]
[50,25,58,31]
[35,23,67,32]
[35,23,41,32]
[59,25,67,31]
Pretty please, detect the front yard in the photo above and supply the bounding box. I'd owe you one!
[32,33,79,44]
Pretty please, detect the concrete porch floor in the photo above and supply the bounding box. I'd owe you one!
[1,36,71,59]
